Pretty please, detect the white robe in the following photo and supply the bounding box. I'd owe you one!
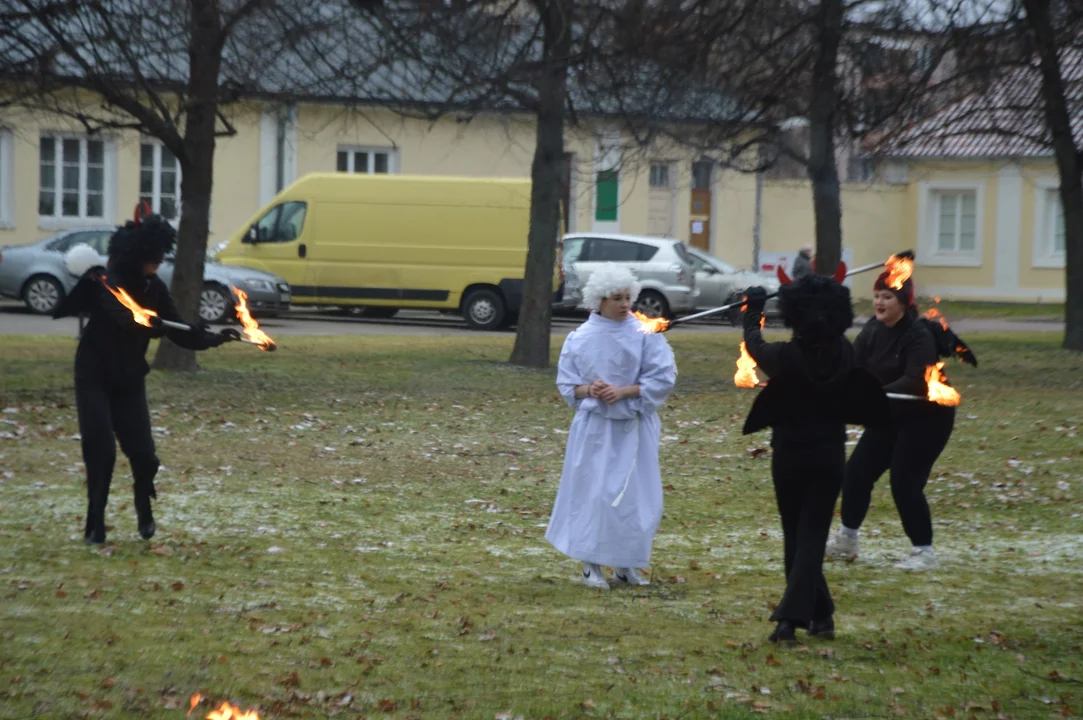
[545,313,678,568]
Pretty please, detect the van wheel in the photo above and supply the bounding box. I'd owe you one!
[634,290,670,319]
[360,307,398,319]
[463,288,506,331]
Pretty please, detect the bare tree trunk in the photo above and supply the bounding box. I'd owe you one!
[509,0,571,368]
[806,0,843,275]
[1022,0,1082,351]
[152,0,222,371]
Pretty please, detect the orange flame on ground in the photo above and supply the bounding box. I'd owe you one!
[884,253,914,290]
[924,307,950,330]
[232,287,276,351]
[188,694,202,716]
[925,362,961,406]
[632,310,670,334]
[734,317,766,388]
[188,694,261,720]
[102,281,159,327]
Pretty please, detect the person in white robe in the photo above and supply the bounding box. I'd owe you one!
[545,263,678,590]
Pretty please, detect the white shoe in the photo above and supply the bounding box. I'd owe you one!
[825,531,859,561]
[581,563,610,590]
[894,547,938,571]
[613,567,650,586]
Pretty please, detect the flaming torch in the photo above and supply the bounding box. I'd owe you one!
[734,317,766,388]
[632,310,670,334]
[188,693,261,720]
[925,361,962,406]
[882,251,915,290]
[231,287,277,351]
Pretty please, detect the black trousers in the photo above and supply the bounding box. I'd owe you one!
[840,407,955,547]
[76,376,159,536]
[770,446,844,626]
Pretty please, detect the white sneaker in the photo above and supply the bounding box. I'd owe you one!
[613,567,650,586]
[894,547,938,571]
[825,531,859,561]
[581,563,610,590]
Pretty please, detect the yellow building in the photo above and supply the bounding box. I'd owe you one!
[0,96,1066,303]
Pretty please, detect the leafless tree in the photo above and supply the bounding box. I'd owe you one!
[351,0,748,367]
[0,0,380,370]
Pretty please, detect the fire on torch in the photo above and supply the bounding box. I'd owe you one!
[97,276,276,351]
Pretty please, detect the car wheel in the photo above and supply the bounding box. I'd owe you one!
[199,284,231,324]
[634,290,670,319]
[462,288,506,331]
[360,307,398,319]
[23,275,64,314]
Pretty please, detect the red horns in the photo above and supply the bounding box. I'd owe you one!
[777,260,848,285]
[133,200,153,226]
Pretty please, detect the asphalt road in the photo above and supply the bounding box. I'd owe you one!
[0,300,1065,338]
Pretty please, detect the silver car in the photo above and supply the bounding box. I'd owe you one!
[556,233,698,318]
[687,246,781,323]
[0,228,291,323]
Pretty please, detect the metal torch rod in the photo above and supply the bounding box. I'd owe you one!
[159,318,196,331]
[885,393,926,401]
[668,256,900,328]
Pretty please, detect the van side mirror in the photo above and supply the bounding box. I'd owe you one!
[244,226,260,244]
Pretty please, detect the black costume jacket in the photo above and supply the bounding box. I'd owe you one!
[54,266,218,385]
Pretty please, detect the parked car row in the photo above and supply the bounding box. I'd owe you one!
[555,233,780,322]
[0,227,290,323]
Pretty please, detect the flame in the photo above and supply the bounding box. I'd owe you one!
[925,362,961,406]
[189,694,260,720]
[884,253,914,290]
[102,281,159,327]
[734,317,766,388]
[924,307,949,330]
[632,310,670,334]
[232,287,276,351]
[188,694,202,716]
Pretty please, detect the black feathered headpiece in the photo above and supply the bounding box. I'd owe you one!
[779,274,854,344]
[107,204,176,271]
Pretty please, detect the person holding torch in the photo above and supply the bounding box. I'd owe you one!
[740,274,888,644]
[53,209,239,545]
[825,269,959,571]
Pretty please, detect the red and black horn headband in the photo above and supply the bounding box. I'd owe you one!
[776,259,848,285]
[133,200,153,226]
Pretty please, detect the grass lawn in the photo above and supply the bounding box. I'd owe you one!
[850,298,1066,321]
[1,331,1081,720]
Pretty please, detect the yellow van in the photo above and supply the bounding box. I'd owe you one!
[217,173,556,330]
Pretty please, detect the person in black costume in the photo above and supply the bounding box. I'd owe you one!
[825,272,971,571]
[53,211,239,545]
[742,275,888,645]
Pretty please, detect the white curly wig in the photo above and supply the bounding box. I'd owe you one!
[581,263,642,312]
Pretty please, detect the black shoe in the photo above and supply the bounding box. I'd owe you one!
[84,512,106,545]
[768,621,798,646]
[808,618,835,639]
[135,494,156,540]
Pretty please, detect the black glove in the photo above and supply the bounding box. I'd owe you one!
[743,286,768,314]
[219,328,243,342]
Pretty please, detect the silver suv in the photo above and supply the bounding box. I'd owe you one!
[557,233,697,318]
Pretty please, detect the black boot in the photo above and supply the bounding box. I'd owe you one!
[134,492,156,540]
[84,508,106,545]
[768,621,798,646]
[808,617,835,639]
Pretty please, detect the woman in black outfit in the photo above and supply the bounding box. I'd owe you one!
[825,271,956,571]
[54,212,238,545]
[742,275,888,644]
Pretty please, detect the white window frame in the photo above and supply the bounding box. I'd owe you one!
[336,146,398,175]
[0,129,13,229]
[917,180,984,267]
[649,162,672,189]
[38,133,116,229]
[139,140,182,227]
[1032,179,1066,269]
